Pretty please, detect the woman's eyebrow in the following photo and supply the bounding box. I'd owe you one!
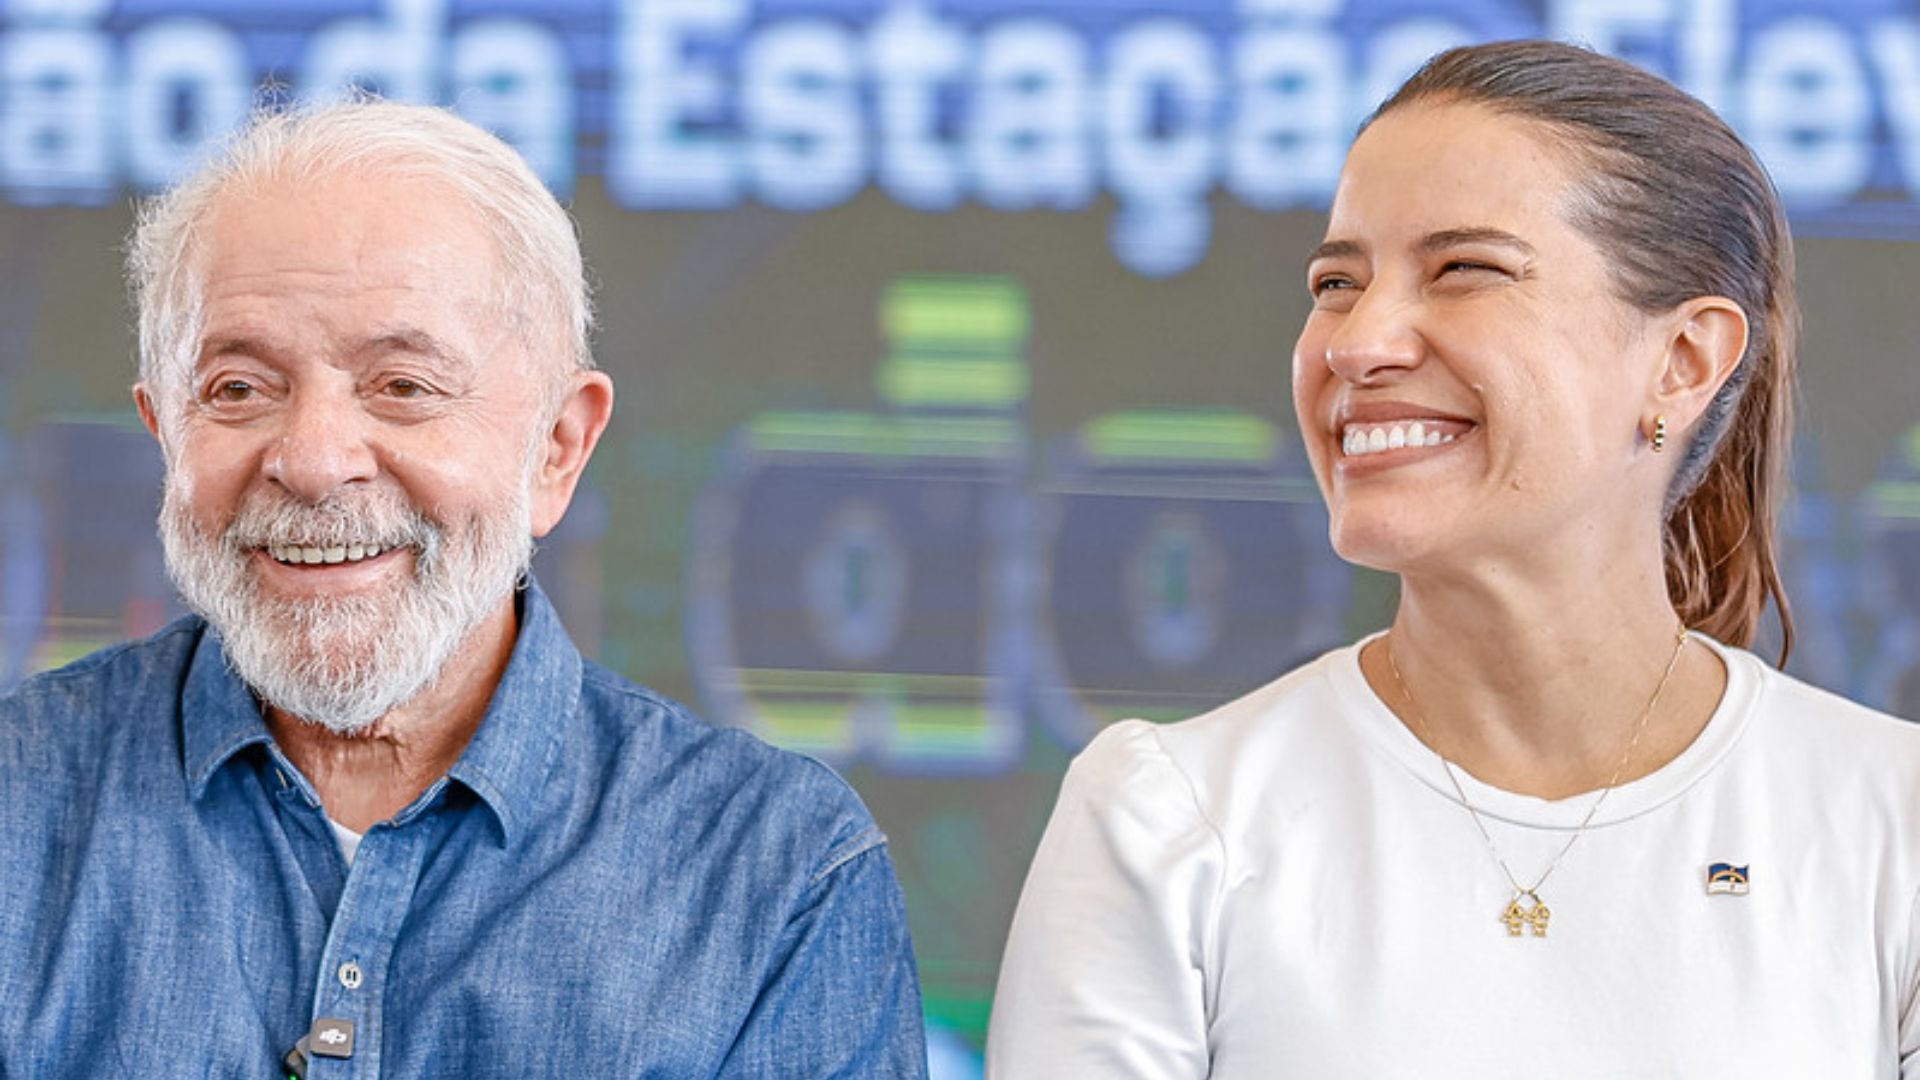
[1305,238,1365,271]
[1421,227,1537,258]
[1304,229,1538,275]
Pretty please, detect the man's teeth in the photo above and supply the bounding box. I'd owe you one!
[1342,421,1457,458]
[267,543,388,565]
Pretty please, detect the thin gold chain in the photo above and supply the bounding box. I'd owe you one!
[1383,625,1690,899]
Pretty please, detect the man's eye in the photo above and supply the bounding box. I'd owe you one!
[1310,275,1356,296]
[210,380,255,402]
[384,378,425,398]
[1441,259,1501,276]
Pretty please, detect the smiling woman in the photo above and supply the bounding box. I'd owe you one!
[988,40,1920,1078]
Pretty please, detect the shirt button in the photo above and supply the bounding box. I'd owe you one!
[338,961,363,990]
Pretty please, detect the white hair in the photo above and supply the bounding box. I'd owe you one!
[128,98,593,424]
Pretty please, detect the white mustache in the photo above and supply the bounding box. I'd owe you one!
[221,490,438,561]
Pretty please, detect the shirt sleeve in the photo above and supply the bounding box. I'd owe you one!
[716,833,930,1079]
[986,719,1224,1079]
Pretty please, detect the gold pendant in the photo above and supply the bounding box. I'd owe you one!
[1501,890,1551,937]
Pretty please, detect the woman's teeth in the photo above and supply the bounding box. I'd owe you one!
[267,543,387,566]
[1342,421,1457,458]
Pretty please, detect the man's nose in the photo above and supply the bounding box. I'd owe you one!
[261,387,377,500]
[1322,287,1425,386]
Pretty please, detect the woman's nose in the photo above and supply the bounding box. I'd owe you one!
[1322,287,1425,386]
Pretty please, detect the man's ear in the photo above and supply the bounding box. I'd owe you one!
[530,370,614,538]
[134,383,164,444]
[1650,297,1749,438]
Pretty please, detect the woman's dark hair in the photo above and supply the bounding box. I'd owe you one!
[1371,39,1797,660]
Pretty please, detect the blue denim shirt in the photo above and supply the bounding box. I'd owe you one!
[0,584,927,1077]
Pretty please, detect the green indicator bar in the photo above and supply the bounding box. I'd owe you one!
[893,705,993,749]
[1073,703,1209,727]
[883,275,1030,347]
[1082,410,1278,464]
[1869,481,1920,520]
[754,699,853,750]
[748,410,1019,459]
[877,356,1030,409]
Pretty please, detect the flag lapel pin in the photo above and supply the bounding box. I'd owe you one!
[1706,862,1750,896]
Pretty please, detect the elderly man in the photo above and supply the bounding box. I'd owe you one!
[0,102,926,1077]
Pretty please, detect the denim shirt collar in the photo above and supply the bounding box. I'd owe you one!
[181,581,581,847]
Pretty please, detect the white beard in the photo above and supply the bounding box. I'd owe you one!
[158,475,535,735]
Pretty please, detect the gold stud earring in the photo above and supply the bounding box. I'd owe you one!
[1650,415,1668,453]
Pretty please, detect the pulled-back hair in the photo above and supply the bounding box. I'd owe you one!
[1373,40,1797,659]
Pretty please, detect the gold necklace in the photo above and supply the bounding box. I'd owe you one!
[1383,625,1690,938]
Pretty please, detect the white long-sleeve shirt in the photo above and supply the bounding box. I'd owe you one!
[989,635,1920,1078]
